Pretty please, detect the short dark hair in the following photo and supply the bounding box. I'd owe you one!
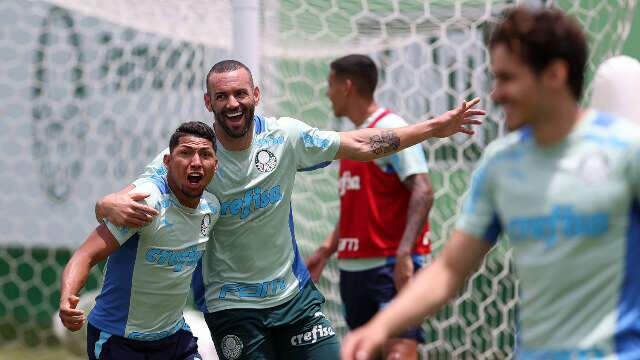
[330,54,378,99]
[490,6,588,100]
[206,59,254,93]
[169,121,217,153]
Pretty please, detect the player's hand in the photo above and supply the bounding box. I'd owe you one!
[341,323,388,360]
[59,295,85,332]
[393,253,414,291]
[99,191,159,227]
[306,247,330,283]
[429,98,485,138]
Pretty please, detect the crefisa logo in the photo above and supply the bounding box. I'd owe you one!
[290,324,335,346]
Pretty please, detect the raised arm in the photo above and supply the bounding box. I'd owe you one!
[59,224,120,331]
[341,230,492,360]
[335,98,484,161]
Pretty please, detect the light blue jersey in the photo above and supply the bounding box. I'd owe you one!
[134,115,340,312]
[89,175,220,340]
[456,111,640,359]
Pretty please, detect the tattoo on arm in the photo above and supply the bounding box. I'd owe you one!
[367,130,400,155]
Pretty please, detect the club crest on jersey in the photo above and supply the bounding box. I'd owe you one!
[578,151,609,184]
[221,334,243,360]
[201,214,211,236]
[255,149,277,173]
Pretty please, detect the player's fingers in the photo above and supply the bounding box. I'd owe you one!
[464,109,486,116]
[462,119,483,126]
[128,192,151,201]
[60,308,84,317]
[354,341,374,360]
[128,210,154,223]
[465,97,481,109]
[63,319,84,331]
[132,203,159,216]
[68,295,80,308]
[458,127,475,135]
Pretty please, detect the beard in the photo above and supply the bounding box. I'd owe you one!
[214,104,255,139]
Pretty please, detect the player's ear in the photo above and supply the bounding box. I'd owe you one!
[163,153,171,167]
[543,59,569,92]
[344,79,353,96]
[253,85,261,105]
[204,92,213,112]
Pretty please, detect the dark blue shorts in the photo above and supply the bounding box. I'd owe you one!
[339,260,426,343]
[87,322,201,360]
[203,282,339,360]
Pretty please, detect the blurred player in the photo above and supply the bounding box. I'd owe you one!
[306,54,433,360]
[59,122,219,360]
[591,55,640,124]
[95,60,483,359]
[341,6,640,360]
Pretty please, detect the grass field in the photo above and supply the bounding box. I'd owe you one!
[0,344,82,360]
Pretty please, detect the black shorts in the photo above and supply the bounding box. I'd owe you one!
[87,322,201,360]
[339,260,426,343]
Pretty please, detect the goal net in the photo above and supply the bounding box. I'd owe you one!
[0,0,635,357]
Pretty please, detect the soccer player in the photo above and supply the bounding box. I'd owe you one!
[306,54,433,360]
[59,122,220,360]
[95,60,484,359]
[341,6,640,360]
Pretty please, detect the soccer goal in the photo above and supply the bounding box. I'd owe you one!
[0,0,635,357]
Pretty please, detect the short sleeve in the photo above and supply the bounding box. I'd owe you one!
[455,149,502,245]
[132,148,170,187]
[104,181,161,244]
[284,118,341,170]
[371,115,428,181]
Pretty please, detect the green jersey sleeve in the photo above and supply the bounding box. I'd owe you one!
[104,181,161,244]
[283,117,341,170]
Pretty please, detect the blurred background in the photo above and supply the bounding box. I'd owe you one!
[1,0,638,358]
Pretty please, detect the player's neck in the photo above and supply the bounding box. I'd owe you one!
[347,100,379,127]
[531,100,583,146]
[166,176,199,209]
[214,122,254,151]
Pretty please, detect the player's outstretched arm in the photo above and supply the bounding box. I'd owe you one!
[341,230,492,360]
[95,184,159,227]
[335,98,484,161]
[306,223,340,283]
[59,225,120,331]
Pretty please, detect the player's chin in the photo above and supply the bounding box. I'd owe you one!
[182,184,205,199]
[503,109,525,131]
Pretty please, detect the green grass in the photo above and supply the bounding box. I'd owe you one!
[0,344,82,360]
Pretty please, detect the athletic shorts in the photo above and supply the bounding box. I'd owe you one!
[204,282,339,360]
[87,322,201,360]
[339,259,426,343]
